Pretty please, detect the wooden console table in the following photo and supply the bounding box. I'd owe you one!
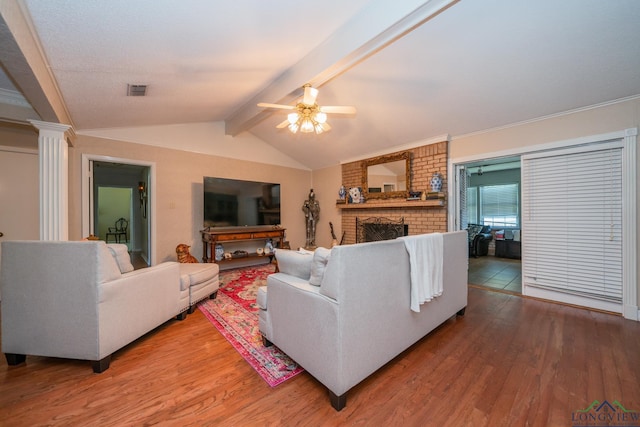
[200,226,286,266]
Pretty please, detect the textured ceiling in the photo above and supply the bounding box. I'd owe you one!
[1,0,639,169]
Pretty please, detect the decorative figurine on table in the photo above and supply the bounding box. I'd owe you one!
[215,243,224,261]
[302,188,320,250]
[264,238,274,254]
[176,243,198,263]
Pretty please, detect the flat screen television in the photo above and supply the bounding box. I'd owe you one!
[203,177,281,228]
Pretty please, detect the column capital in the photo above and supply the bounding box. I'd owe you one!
[28,120,75,144]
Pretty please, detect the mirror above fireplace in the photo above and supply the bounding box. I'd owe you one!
[362,151,411,200]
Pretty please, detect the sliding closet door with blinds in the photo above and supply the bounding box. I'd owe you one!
[521,141,623,313]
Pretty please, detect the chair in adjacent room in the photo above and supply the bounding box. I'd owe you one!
[106,217,128,243]
[467,224,492,257]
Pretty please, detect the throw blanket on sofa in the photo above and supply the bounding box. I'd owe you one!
[400,233,444,312]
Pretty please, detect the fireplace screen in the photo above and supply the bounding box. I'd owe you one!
[356,217,406,243]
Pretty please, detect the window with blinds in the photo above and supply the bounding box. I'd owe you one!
[521,142,623,311]
[480,184,519,227]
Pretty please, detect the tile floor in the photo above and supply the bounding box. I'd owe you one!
[468,255,522,294]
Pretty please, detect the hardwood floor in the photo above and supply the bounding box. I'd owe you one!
[1,287,639,426]
[130,251,149,270]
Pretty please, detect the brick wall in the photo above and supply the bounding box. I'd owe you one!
[340,141,448,244]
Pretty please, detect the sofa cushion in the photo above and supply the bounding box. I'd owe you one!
[274,249,313,280]
[98,244,123,283]
[106,244,134,273]
[309,247,331,286]
[179,263,219,291]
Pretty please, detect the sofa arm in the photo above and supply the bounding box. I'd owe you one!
[473,232,492,243]
[470,233,492,257]
[266,273,341,390]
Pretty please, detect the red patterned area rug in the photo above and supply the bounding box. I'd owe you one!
[198,263,304,387]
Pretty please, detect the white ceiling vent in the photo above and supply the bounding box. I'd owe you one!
[127,84,147,96]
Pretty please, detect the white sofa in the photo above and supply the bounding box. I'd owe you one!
[0,240,218,372]
[258,231,468,410]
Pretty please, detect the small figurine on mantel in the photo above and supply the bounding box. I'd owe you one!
[348,187,362,204]
[302,189,320,250]
[338,185,347,201]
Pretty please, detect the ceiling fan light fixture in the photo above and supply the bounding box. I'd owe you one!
[300,118,314,133]
[287,112,299,124]
[314,111,327,124]
[258,84,356,136]
[315,122,330,134]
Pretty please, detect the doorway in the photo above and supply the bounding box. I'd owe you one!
[82,155,155,266]
[97,186,132,246]
[450,128,637,318]
[455,157,522,295]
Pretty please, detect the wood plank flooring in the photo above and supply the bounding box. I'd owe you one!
[1,287,639,426]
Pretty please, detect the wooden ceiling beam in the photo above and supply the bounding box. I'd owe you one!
[224,0,459,136]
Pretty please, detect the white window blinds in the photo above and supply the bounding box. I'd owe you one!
[480,183,519,227]
[521,142,623,311]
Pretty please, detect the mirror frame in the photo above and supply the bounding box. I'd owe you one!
[362,151,411,200]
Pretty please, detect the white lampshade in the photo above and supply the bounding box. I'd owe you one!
[314,111,327,124]
[301,118,314,133]
[287,113,299,124]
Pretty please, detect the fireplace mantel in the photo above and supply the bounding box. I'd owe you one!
[336,199,445,210]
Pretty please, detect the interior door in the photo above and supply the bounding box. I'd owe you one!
[0,148,40,299]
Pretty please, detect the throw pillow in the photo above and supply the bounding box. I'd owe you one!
[309,247,331,286]
[274,249,313,280]
[467,224,483,242]
[107,243,135,273]
[98,244,123,283]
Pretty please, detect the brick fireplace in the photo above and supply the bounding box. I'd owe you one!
[356,216,408,243]
[339,141,448,244]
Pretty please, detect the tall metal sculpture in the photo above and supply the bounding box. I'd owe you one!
[302,189,320,249]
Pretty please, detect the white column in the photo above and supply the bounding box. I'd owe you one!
[29,120,74,241]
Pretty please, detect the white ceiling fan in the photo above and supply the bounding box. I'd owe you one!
[258,84,356,134]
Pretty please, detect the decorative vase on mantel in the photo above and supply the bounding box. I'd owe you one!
[430,172,443,193]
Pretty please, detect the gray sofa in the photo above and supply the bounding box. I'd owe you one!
[258,230,468,410]
[0,240,219,372]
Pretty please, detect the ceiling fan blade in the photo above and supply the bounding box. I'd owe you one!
[257,102,295,110]
[276,119,290,129]
[303,85,319,105]
[319,105,357,114]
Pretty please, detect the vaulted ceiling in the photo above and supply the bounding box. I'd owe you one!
[1,0,639,170]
